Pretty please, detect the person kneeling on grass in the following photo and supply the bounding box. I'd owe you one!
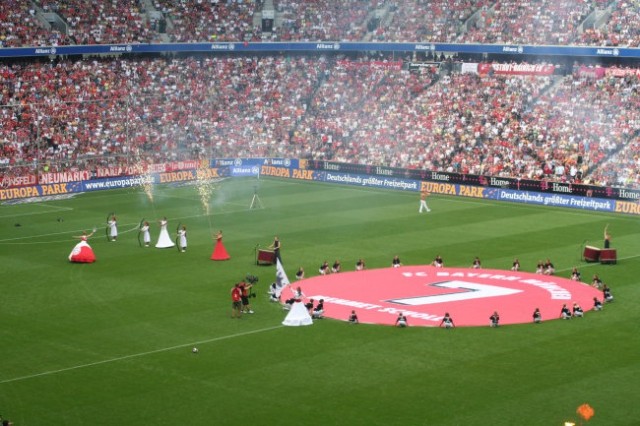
[593,297,603,311]
[603,285,614,302]
[395,312,408,328]
[319,260,329,275]
[269,283,280,303]
[560,304,572,320]
[572,302,584,318]
[313,299,324,319]
[305,299,315,314]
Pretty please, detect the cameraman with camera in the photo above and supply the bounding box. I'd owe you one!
[240,274,259,314]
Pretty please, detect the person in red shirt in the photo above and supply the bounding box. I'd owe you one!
[231,283,242,319]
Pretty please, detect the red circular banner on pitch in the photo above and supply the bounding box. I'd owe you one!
[297,266,603,327]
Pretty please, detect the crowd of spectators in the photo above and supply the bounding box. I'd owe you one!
[1,54,639,188]
[577,0,640,47]
[271,0,374,42]
[578,72,640,186]
[0,0,67,48]
[152,0,262,43]
[0,55,323,172]
[371,0,488,43]
[464,0,596,46]
[1,0,640,47]
[37,0,153,45]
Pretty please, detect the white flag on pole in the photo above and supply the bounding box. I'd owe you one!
[275,258,290,297]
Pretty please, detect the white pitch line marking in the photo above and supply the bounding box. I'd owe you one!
[0,325,284,385]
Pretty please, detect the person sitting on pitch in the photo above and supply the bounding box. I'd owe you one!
[305,298,315,314]
[543,258,555,275]
[269,283,280,303]
[395,312,408,328]
[535,261,544,274]
[532,308,542,324]
[591,274,603,289]
[603,284,614,302]
[331,259,341,273]
[295,266,305,280]
[432,255,444,268]
[355,258,366,271]
[439,312,455,328]
[319,260,329,275]
[572,302,584,318]
[392,255,402,268]
[593,297,603,311]
[559,304,572,320]
[511,258,521,271]
[472,257,481,269]
[312,299,325,319]
[570,267,581,281]
[348,310,359,324]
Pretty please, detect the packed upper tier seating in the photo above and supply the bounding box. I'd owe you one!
[577,0,640,47]
[0,0,68,47]
[370,0,488,43]
[1,56,639,188]
[464,0,596,45]
[271,0,374,41]
[37,0,153,45]
[152,0,261,42]
[0,0,639,46]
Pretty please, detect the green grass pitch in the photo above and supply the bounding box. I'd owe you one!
[1,177,639,426]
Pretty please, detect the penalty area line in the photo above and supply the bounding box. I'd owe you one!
[0,325,283,385]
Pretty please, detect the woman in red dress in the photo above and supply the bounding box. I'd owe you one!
[211,230,230,260]
[69,230,96,263]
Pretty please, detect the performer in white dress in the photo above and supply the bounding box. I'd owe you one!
[178,225,187,252]
[107,215,118,241]
[140,221,151,247]
[282,286,313,326]
[156,217,175,248]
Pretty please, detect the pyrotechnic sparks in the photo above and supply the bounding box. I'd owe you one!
[195,159,216,216]
[134,160,154,203]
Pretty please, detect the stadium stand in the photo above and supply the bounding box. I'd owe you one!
[370,0,488,43]
[152,0,262,42]
[36,0,153,44]
[1,1,640,189]
[0,0,68,47]
[0,1,639,46]
[271,0,373,41]
[463,0,595,45]
[577,0,640,47]
[1,54,639,188]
